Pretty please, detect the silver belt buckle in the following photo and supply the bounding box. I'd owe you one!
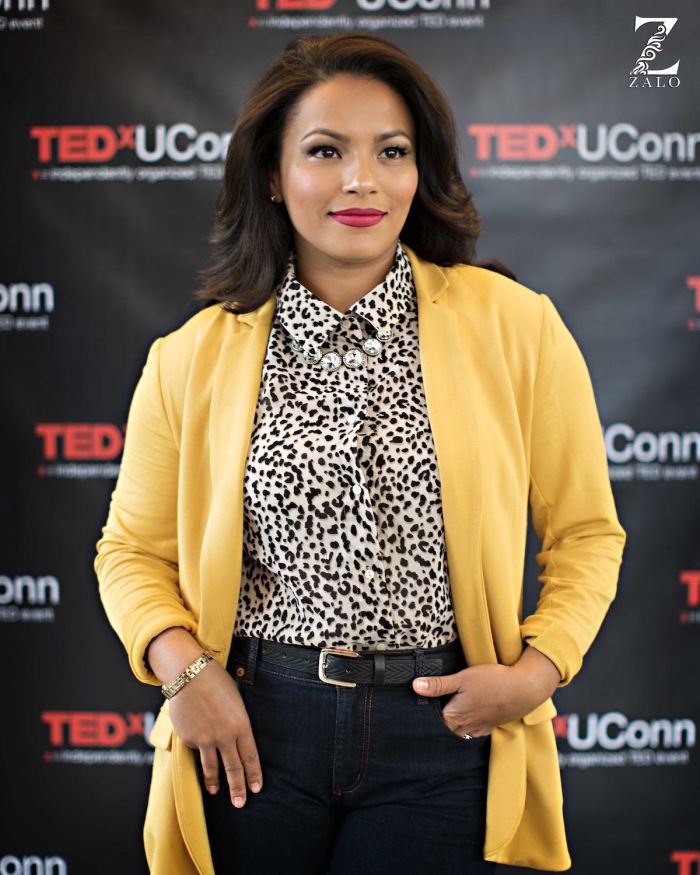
[318,648,360,688]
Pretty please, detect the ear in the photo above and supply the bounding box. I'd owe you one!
[270,170,282,204]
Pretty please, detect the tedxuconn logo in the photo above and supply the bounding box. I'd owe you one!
[35,422,125,479]
[604,423,699,482]
[30,124,231,183]
[672,853,700,875]
[0,281,53,331]
[254,0,490,9]
[0,0,49,8]
[555,711,696,769]
[0,0,49,31]
[248,0,491,30]
[680,571,700,626]
[42,710,155,767]
[687,276,700,332]
[0,574,60,623]
[629,17,680,88]
[0,859,66,875]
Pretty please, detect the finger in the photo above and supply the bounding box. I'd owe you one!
[440,705,471,737]
[451,719,493,739]
[220,748,248,808]
[237,732,263,795]
[444,714,477,738]
[441,710,463,735]
[461,729,492,739]
[412,671,461,697]
[199,749,220,795]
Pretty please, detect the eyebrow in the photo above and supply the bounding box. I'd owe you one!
[300,127,413,143]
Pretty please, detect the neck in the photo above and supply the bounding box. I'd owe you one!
[295,247,397,314]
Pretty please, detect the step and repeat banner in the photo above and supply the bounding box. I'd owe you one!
[1,1,698,873]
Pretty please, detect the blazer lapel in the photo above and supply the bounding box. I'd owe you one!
[411,253,534,857]
[410,251,495,667]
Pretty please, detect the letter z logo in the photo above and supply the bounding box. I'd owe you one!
[631,17,679,76]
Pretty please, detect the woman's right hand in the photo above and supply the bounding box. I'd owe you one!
[147,627,263,807]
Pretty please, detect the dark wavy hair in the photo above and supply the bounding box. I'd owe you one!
[198,33,495,313]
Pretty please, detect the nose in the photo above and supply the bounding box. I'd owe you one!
[342,154,378,195]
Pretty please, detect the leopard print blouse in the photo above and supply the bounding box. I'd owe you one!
[233,245,458,651]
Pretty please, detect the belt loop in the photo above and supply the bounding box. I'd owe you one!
[243,637,260,687]
[414,649,428,705]
[373,652,386,686]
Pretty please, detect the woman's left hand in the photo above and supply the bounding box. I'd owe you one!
[412,645,560,738]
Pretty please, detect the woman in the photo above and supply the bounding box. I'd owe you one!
[96,33,625,874]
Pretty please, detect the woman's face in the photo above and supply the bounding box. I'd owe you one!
[272,75,418,281]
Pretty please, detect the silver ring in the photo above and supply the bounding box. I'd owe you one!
[462,734,473,740]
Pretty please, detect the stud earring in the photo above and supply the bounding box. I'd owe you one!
[270,195,277,203]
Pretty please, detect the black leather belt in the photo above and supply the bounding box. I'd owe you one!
[231,638,464,687]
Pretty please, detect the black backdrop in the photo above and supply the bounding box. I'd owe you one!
[1,2,698,873]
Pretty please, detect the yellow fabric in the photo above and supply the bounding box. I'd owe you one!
[96,249,625,873]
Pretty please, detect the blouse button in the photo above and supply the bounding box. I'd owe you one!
[365,569,375,582]
[346,414,358,425]
[352,485,363,496]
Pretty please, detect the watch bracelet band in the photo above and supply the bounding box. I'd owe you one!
[161,650,213,699]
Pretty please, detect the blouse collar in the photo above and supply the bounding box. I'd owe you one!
[275,243,414,353]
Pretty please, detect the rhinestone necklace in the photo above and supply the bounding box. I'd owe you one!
[291,328,393,372]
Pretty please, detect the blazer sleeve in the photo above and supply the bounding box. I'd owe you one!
[95,338,198,685]
[519,295,625,685]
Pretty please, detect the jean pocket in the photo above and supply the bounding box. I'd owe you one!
[426,695,492,745]
[427,694,465,740]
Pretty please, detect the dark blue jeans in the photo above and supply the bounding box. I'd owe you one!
[200,642,495,875]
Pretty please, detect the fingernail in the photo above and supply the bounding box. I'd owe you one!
[415,679,429,690]
[251,782,261,793]
[233,796,245,808]
[208,785,218,795]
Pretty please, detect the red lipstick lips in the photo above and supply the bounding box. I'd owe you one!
[329,209,386,227]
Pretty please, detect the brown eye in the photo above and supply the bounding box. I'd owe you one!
[382,145,410,159]
[308,145,339,159]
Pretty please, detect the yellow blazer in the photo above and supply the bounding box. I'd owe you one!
[96,248,624,873]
